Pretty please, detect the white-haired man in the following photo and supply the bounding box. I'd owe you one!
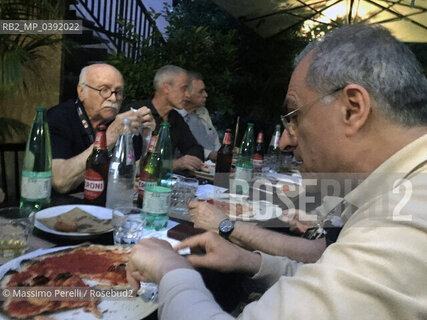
[128,65,204,172]
[47,63,155,194]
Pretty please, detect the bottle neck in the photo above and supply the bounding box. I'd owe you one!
[223,132,232,145]
[147,135,157,153]
[94,131,107,149]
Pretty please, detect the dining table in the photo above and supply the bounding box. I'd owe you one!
[0,169,323,319]
[0,190,249,320]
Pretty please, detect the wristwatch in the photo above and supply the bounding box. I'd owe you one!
[218,219,234,240]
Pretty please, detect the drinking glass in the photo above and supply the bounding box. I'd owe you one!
[0,207,35,258]
[112,207,146,246]
[168,176,199,215]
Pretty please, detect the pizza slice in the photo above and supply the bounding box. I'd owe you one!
[1,245,131,319]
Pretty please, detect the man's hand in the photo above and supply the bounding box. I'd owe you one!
[134,106,156,138]
[106,108,155,149]
[173,155,202,171]
[175,232,261,276]
[188,201,227,231]
[126,238,193,288]
[207,151,217,162]
[280,209,317,233]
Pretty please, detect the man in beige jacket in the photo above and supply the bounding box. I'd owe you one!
[126,24,427,319]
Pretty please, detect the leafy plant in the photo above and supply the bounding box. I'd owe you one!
[108,7,238,118]
[0,0,65,96]
[0,117,29,142]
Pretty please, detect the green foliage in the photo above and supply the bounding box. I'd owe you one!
[0,0,64,96]
[108,5,238,116]
[108,0,308,137]
[0,117,29,142]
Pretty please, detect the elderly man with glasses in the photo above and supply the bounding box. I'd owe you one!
[47,63,155,194]
[126,24,427,319]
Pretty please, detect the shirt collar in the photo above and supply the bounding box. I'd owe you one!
[344,134,427,209]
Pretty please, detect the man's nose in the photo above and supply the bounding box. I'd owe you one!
[108,92,118,103]
[279,129,297,152]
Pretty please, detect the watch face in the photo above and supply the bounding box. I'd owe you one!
[219,219,234,233]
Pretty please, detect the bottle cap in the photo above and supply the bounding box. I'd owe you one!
[122,118,131,125]
[248,123,254,127]
[36,106,46,112]
[97,125,107,131]
[160,122,170,127]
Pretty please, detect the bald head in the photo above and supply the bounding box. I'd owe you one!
[79,64,123,88]
[77,63,124,123]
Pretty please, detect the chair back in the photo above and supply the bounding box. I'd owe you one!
[0,143,26,207]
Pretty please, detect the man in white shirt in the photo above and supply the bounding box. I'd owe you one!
[177,72,221,162]
[126,25,427,319]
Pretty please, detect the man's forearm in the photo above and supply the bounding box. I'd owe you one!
[52,145,93,194]
[230,222,326,263]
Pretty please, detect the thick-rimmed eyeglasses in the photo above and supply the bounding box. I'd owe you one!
[281,87,343,136]
[83,83,124,100]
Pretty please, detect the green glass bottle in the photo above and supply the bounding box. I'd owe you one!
[20,107,52,211]
[137,135,158,208]
[142,122,173,230]
[232,123,255,195]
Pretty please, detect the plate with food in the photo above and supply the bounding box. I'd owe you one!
[35,205,113,238]
[200,160,215,175]
[0,244,157,320]
[201,197,282,221]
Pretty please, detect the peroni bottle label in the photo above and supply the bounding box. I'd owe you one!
[84,168,105,200]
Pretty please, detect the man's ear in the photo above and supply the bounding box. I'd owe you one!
[340,84,371,137]
[162,82,170,94]
[77,84,85,102]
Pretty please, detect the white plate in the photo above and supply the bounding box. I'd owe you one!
[0,246,157,320]
[198,195,282,222]
[228,200,282,222]
[35,205,113,237]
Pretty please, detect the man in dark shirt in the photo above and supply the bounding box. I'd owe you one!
[48,63,155,194]
[128,65,204,171]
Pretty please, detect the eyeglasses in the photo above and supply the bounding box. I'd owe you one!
[83,83,124,100]
[281,87,343,136]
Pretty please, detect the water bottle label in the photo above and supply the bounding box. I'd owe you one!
[84,169,105,200]
[138,179,156,199]
[127,149,135,165]
[21,176,51,199]
[142,187,171,214]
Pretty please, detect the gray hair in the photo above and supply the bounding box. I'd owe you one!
[295,24,427,126]
[78,66,89,85]
[153,65,187,91]
[187,71,203,92]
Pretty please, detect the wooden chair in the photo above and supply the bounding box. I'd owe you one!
[0,143,26,207]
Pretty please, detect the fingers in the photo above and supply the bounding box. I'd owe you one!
[174,232,208,251]
[186,254,213,269]
[126,260,142,290]
[183,155,202,171]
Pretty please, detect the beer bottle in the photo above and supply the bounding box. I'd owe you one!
[20,106,52,211]
[142,122,173,230]
[253,131,264,173]
[137,134,158,208]
[214,129,233,188]
[232,123,255,194]
[84,125,109,206]
[215,129,233,174]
